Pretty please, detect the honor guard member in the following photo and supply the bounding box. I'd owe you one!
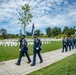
[15,35,31,65]
[19,36,24,56]
[62,37,67,52]
[71,37,74,49]
[74,37,76,48]
[67,37,71,51]
[75,37,76,48]
[31,33,43,66]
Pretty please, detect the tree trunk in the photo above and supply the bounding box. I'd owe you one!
[24,28,26,35]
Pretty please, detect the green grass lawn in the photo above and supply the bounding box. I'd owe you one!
[27,53,76,75]
[0,41,62,61]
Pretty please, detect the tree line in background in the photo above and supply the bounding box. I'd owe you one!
[26,26,76,37]
[0,26,76,39]
[46,26,76,37]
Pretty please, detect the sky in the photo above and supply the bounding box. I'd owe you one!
[0,0,76,34]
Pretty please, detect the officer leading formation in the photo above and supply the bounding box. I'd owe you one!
[62,36,76,52]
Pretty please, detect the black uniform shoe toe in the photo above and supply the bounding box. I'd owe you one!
[40,60,43,63]
[15,63,20,65]
[31,64,35,66]
[27,61,31,63]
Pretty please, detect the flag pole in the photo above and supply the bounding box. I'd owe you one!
[31,23,34,38]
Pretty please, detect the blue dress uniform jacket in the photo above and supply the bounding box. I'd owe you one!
[31,37,43,65]
[33,38,42,51]
[21,39,28,51]
[62,38,67,52]
[17,38,31,65]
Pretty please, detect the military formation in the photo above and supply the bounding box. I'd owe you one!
[15,33,43,66]
[62,36,76,52]
[15,34,76,66]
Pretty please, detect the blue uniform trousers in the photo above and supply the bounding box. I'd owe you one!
[68,45,71,50]
[75,43,76,48]
[32,50,43,65]
[17,50,31,64]
[62,45,67,52]
[71,43,74,49]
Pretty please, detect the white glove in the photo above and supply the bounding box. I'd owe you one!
[19,49,21,51]
[36,47,39,50]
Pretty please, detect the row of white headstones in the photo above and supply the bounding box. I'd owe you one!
[0,38,62,46]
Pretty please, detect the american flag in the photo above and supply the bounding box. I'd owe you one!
[31,23,34,36]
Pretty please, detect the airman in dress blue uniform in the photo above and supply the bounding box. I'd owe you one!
[15,35,31,65]
[74,37,76,48]
[67,37,71,51]
[31,34,43,66]
[62,37,67,52]
[70,37,74,49]
[75,37,76,48]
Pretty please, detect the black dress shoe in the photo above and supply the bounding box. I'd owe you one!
[65,50,67,52]
[62,51,64,52]
[31,64,35,66]
[40,60,43,63]
[27,61,31,63]
[15,63,20,65]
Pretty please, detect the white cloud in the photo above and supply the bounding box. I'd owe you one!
[0,0,76,34]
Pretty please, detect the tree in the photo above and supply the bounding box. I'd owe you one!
[73,26,76,34]
[63,26,75,37]
[69,27,75,34]
[19,4,33,34]
[41,33,44,35]
[0,29,7,39]
[35,30,41,36]
[19,28,22,38]
[26,31,31,36]
[63,26,69,35]
[52,27,61,36]
[45,27,51,37]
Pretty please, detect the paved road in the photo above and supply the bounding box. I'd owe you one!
[0,49,76,75]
